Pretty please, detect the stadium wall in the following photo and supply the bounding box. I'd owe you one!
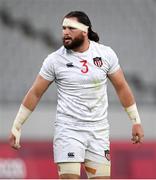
[0,141,156,179]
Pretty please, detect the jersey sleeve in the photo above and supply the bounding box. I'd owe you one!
[39,54,55,81]
[107,47,120,74]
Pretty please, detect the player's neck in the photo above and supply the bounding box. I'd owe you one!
[72,39,90,53]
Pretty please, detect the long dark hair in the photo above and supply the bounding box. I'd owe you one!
[64,11,99,42]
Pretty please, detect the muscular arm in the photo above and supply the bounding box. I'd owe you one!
[108,68,144,144]
[9,75,53,149]
[22,75,53,110]
[108,68,135,108]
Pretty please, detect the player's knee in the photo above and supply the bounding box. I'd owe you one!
[57,162,81,179]
[84,159,111,179]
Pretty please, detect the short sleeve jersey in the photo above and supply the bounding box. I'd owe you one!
[39,41,120,124]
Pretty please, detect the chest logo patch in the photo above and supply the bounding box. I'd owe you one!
[93,57,103,67]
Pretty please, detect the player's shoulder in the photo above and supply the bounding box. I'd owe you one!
[92,41,118,60]
[55,45,67,56]
[91,41,114,53]
[47,46,65,58]
[91,41,119,65]
[44,46,66,64]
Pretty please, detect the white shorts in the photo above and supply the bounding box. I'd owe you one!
[53,121,110,164]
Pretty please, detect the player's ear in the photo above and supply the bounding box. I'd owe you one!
[82,31,88,37]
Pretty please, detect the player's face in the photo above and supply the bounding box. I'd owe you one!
[63,30,85,50]
[62,23,85,50]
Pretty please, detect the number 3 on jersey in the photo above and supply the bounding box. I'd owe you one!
[80,60,88,73]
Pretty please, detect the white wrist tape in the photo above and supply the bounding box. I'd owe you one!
[11,104,32,145]
[125,104,141,124]
[62,18,89,32]
[12,104,32,130]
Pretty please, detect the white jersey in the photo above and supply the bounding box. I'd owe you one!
[39,41,120,125]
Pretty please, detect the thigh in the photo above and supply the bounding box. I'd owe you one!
[57,162,81,179]
[53,124,86,163]
[85,126,110,163]
[84,159,111,179]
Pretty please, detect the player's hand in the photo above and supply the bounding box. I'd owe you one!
[9,127,21,150]
[131,124,144,144]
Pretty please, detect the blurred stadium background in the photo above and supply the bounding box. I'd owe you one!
[0,0,156,178]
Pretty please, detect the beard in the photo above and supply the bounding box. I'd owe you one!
[63,34,85,50]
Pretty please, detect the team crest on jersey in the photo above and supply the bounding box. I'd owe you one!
[93,57,103,67]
